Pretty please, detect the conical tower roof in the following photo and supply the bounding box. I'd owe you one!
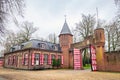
[59,19,72,36]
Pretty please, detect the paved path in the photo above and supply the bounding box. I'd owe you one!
[0,68,120,80]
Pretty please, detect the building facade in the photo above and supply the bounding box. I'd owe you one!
[4,19,120,72]
[4,40,63,69]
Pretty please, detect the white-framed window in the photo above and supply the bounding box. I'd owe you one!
[24,54,28,65]
[44,54,48,64]
[34,53,40,65]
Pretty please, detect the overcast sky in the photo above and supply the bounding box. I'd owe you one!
[17,0,117,39]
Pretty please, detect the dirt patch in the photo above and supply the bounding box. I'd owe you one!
[0,67,120,80]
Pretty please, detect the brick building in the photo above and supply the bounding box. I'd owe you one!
[4,40,63,69]
[4,19,120,72]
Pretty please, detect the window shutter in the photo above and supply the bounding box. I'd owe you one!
[32,53,34,65]
[14,56,15,65]
[10,56,12,65]
[56,54,58,59]
[22,54,24,65]
[42,54,44,64]
[40,54,44,65]
[40,54,42,65]
[26,54,28,65]
[41,54,44,64]
[16,56,18,67]
[61,55,63,65]
[49,54,51,64]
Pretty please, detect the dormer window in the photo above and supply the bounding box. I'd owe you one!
[38,43,40,48]
[38,43,46,49]
[21,45,24,49]
[51,45,58,51]
[52,45,55,49]
[54,45,58,51]
[12,48,15,52]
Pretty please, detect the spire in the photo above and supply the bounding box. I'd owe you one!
[64,15,67,23]
[59,16,72,36]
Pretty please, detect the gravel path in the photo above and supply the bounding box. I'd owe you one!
[0,77,7,80]
[0,67,120,80]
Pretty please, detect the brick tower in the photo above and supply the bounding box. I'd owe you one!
[59,19,73,68]
[94,28,105,71]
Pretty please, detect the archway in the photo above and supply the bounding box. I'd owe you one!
[73,44,97,71]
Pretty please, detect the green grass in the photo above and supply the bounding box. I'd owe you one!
[83,64,91,69]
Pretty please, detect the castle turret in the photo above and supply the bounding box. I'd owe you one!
[94,28,105,71]
[59,19,73,68]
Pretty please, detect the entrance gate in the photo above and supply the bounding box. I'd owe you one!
[90,45,97,71]
[73,49,82,70]
[73,45,97,71]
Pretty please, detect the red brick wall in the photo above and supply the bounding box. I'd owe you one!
[0,57,4,67]
[69,52,73,69]
[4,49,62,70]
[59,34,73,68]
[104,51,120,72]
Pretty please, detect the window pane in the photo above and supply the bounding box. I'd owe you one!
[44,54,48,64]
[35,53,39,65]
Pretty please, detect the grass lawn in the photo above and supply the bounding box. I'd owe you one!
[83,64,91,69]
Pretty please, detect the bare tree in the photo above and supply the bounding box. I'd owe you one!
[75,14,96,41]
[105,24,111,52]
[71,27,79,43]
[74,14,96,66]
[104,19,120,51]
[2,31,18,52]
[0,0,24,35]
[19,21,38,42]
[2,21,38,52]
[48,33,57,43]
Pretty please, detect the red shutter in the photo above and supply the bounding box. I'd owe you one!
[11,56,13,65]
[8,57,9,65]
[10,56,11,65]
[31,53,34,65]
[40,54,41,65]
[48,54,51,64]
[8,56,11,65]
[42,54,44,64]
[40,54,42,65]
[16,56,18,67]
[12,56,14,65]
[22,54,24,65]
[14,56,15,65]
[61,55,63,65]
[26,54,28,65]
[40,54,44,65]
[56,54,58,59]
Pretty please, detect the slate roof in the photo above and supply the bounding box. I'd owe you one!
[10,39,61,52]
[59,20,72,36]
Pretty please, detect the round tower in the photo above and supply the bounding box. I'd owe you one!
[59,19,73,68]
[94,28,105,71]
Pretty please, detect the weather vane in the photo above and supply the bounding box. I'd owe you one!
[64,14,67,22]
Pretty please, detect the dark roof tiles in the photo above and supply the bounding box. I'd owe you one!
[10,39,61,52]
[59,20,72,35]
